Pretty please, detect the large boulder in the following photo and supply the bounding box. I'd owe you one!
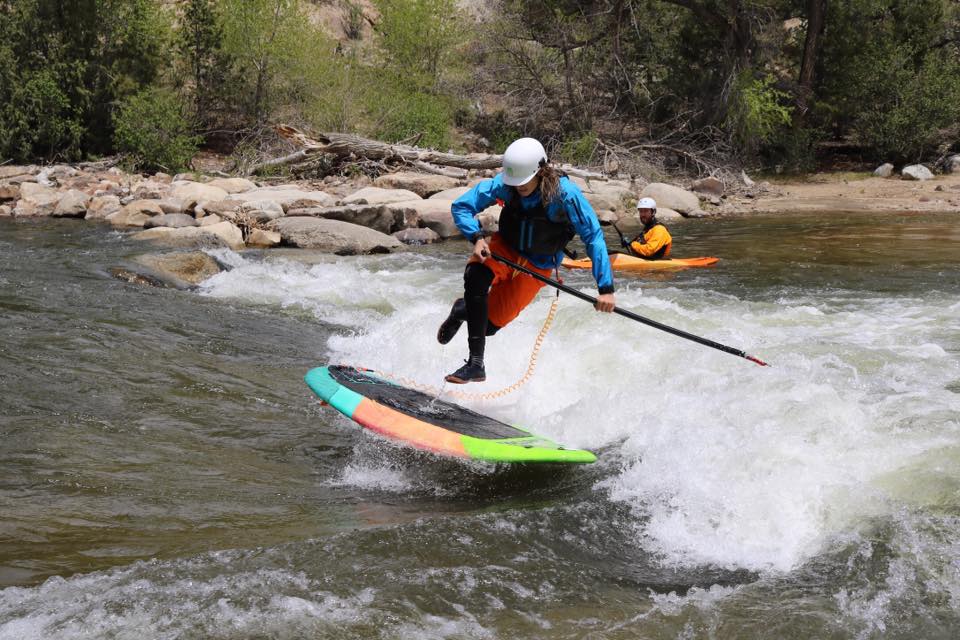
[288,203,415,235]
[267,217,402,254]
[143,213,198,229]
[132,180,170,201]
[874,163,895,178]
[902,164,934,181]
[133,251,223,287]
[155,199,187,214]
[373,172,460,197]
[246,229,282,248]
[132,221,244,250]
[692,176,724,196]
[613,207,684,236]
[428,186,472,201]
[385,199,460,238]
[0,205,11,217]
[169,180,230,207]
[14,182,62,216]
[237,199,285,222]
[52,189,91,218]
[341,187,422,205]
[393,227,441,245]
[0,183,20,202]
[640,183,703,217]
[35,165,77,186]
[226,186,336,211]
[85,195,123,221]
[0,166,38,181]
[477,207,500,235]
[653,207,684,221]
[946,155,960,174]
[196,199,241,220]
[107,199,165,227]
[206,177,257,194]
[584,189,628,219]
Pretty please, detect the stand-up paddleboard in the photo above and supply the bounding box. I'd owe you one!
[305,366,596,464]
[563,254,718,271]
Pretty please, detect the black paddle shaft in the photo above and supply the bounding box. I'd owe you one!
[487,251,769,367]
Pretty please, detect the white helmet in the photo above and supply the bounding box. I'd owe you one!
[636,197,657,211]
[501,138,547,186]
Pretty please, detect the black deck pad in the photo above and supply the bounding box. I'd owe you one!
[329,366,530,440]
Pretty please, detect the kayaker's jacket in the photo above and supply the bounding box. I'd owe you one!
[629,221,672,259]
[451,174,615,293]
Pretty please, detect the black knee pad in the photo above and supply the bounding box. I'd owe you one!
[464,262,494,297]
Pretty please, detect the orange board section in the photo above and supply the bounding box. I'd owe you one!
[351,397,469,458]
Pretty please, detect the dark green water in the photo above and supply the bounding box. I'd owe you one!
[1,213,958,639]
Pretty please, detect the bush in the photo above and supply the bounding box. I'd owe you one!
[852,55,960,162]
[369,83,456,148]
[725,72,792,154]
[0,64,87,162]
[113,88,200,172]
[558,132,598,165]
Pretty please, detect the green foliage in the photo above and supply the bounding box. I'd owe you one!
[725,72,793,153]
[558,132,598,165]
[0,61,88,162]
[113,88,200,172]
[178,0,228,128]
[818,0,960,162]
[853,56,960,161]
[0,0,170,162]
[373,0,466,89]
[369,83,456,148]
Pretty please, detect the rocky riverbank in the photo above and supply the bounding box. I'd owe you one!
[3,162,958,286]
[0,163,721,250]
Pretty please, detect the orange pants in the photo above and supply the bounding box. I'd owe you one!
[469,233,552,328]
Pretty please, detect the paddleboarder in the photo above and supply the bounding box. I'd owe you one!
[437,137,615,384]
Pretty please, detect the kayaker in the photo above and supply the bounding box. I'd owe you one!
[624,197,672,259]
[437,137,616,384]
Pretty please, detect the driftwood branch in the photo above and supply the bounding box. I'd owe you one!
[409,160,468,178]
[248,149,316,175]
[277,124,500,169]
[275,124,608,181]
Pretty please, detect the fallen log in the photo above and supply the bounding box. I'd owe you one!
[274,124,607,181]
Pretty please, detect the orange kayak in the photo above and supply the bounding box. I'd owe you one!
[562,254,719,271]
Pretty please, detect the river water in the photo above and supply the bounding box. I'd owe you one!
[1,212,958,639]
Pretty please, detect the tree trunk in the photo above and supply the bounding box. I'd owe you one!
[796,0,828,126]
[273,125,609,180]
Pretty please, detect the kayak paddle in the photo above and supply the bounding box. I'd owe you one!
[611,222,641,258]
[487,251,769,367]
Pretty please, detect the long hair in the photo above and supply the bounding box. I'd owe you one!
[537,163,562,207]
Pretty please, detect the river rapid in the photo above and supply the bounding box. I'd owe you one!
[1,212,958,639]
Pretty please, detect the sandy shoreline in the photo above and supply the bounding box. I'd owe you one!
[723,172,960,216]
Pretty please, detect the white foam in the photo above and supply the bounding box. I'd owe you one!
[197,252,960,572]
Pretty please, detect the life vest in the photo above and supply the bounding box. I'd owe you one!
[631,221,672,259]
[497,193,575,255]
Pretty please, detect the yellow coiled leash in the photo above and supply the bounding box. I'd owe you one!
[366,293,560,402]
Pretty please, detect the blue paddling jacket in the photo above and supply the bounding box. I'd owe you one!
[451,174,615,294]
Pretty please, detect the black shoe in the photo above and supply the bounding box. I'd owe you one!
[444,360,486,384]
[437,298,466,345]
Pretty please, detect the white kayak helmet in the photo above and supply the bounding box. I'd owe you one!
[637,197,657,212]
[501,137,547,186]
